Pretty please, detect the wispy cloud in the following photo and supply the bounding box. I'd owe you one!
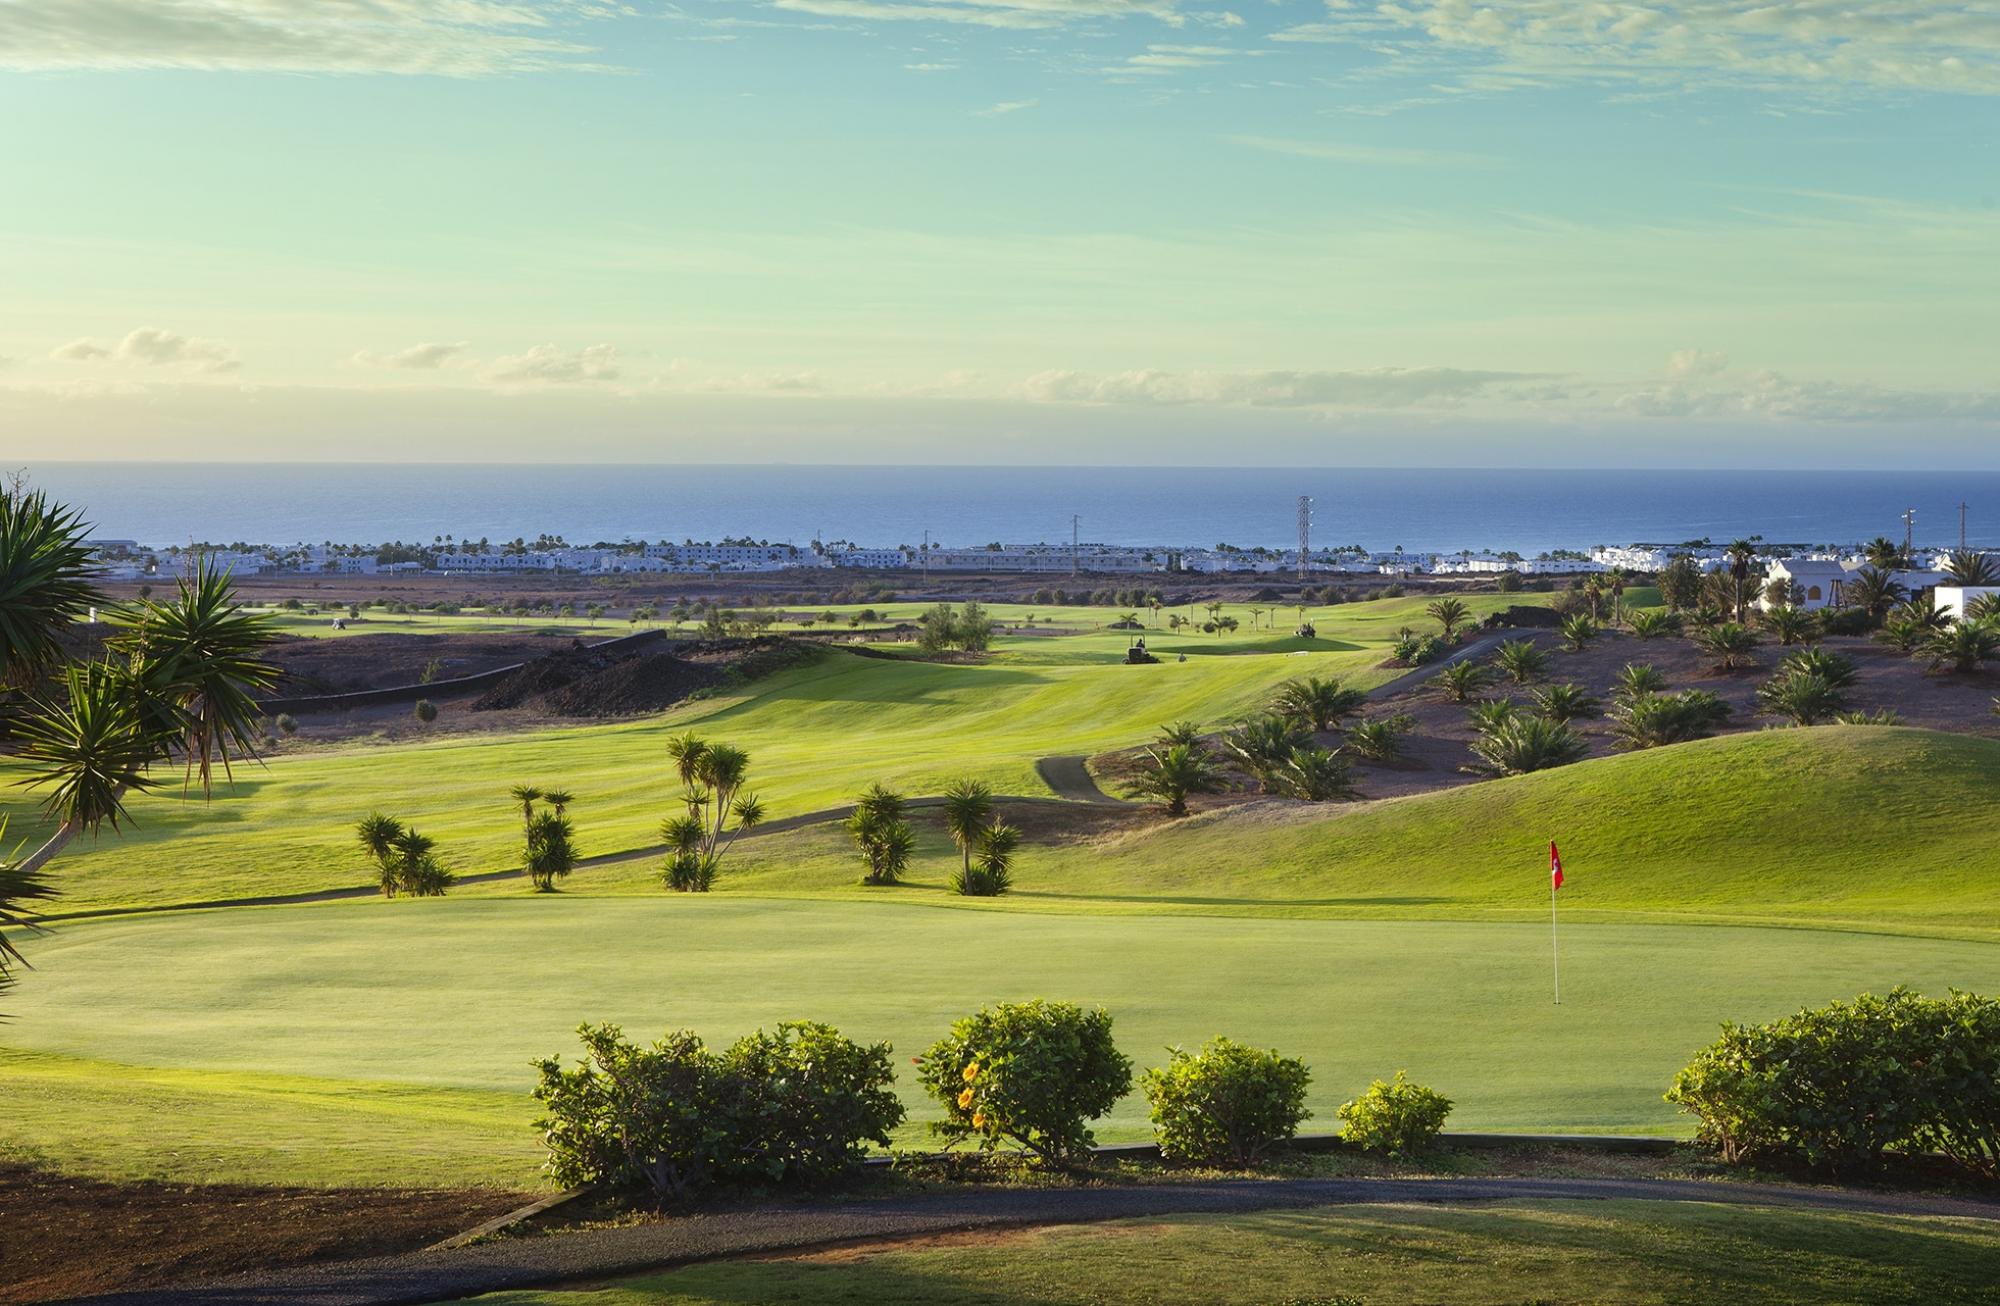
[1223,133,1499,167]
[771,0,1186,30]
[974,97,1039,115]
[1022,366,1548,408]
[52,327,238,373]
[0,0,614,76]
[353,341,471,370]
[1271,1,2000,100]
[483,343,621,385]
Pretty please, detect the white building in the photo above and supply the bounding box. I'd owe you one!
[1935,587,2000,620]
[1762,560,1849,610]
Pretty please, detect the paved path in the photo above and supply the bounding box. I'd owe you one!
[69,1175,2000,1306]
[1034,754,1128,804]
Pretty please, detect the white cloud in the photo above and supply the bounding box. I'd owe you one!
[1666,348,1730,379]
[974,97,1039,115]
[53,328,238,372]
[1620,370,2000,422]
[353,341,471,370]
[483,342,621,384]
[1022,365,1544,408]
[1224,133,1497,166]
[0,0,613,77]
[1273,1,2000,99]
[903,60,959,70]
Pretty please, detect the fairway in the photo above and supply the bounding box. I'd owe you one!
[8,897,2000,1187]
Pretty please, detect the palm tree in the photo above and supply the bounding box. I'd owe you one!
[1629,609,1678,640]
[1271,676,1366,732]
[940,778,997,879]
[543,789,574,816]
[1863,536,1906,570]
[1724,539,1759,622]
[1607,690,1731,749]
[509,783,544,841]
[1532,682,1602,724]
[1470,717,1587,776]
[1156,720,1203,748]
[1760,604,1816,646]
[1842,567,1906,626]
[848,784,915,885]
[660,735,764,891]
[1465,699,1520,734]
[1757,669,1846,725]
[1920,622,2000,674]
[1969,593,2000,624]
[1612,662,1667,700]
[1222,715,1309,791]
[9,556,278,878]
[1435,660,1490,703]
[0,488,100,681]
[525,811,577,891]
[1273,746,1357,801]
[1557,614,1596,653]
[1426,597,1470,641]
[1944,550,1999,586]
[1695,622,1758,671]
[1128,743,1223,816]
[1778,647,1858,689]
[389,826,453,897]
[1493,639,1549,684]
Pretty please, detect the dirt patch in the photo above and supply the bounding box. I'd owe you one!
[473,636,823,717]
[0,1164,521,1303]
[266,630,568,696]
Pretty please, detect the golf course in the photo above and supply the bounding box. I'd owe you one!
[5,589,2000,1200]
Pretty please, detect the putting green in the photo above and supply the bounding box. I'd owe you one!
[7,897,1999,1186]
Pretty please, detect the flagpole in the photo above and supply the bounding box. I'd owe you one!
[1551,866,1561,1007]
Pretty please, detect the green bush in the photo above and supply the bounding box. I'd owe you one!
[917,999,1132,1167]
[1336,1071,1453,1155]
[1144,1037,1312,1165]
[533,1020,903,1202]
[413,698,438,723]
[1667,988,2000,1177]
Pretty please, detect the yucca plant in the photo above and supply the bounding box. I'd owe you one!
[525,810,577,892]
[941,777,998,879]
[356,812,406,897]
[1425,596,1471,640]
[1493,639,1549,684]
[953,822,1020,896]
[1469,717,1587,776]
[1531,682,1602,724]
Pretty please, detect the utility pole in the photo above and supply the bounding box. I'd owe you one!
[1296,495,1313,582]
[1903,508,1916,565]
[1961,501,1970,552]
[1071,514,1080,579]
[922,529,930,583]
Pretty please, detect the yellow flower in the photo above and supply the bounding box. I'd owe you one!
[972,1111,987,1129]
[957,1087,975,1109]
[962,1061,979,1082]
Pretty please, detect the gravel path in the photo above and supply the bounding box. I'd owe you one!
[68,1175,2000,1306]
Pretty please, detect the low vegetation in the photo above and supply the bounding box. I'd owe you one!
[916,1000,1132,1168]
[1143,1037,1312,1165]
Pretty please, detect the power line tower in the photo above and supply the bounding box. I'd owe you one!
[1296,495,1313,582]
[1071,514,1080,578]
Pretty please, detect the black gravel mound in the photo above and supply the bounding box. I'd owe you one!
[472,637,823,716]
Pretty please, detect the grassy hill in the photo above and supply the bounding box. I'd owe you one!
[550,727,2000,939]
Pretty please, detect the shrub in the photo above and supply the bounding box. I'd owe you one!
[413,698,438,723]
[1531,682,1602,724]
[1390,632,1447,666]
[275,712,298,735]
[917,1000,1132,1167]
[1612,662,1667,700]
[1223,714,1311,791]
[1666,990,1967,1175]
[1345,717,1411,762]
[1272,676,1367,732]
[1628,609,1679,639]
[1777,647,1857,689]
[1434,659,1490,703]
[532,1021,902,1203]
[1557,613,1597,652]
[1145,1037,1312,1165]
[1695,622,1758,670]
[1337,1071,1453,1155]
[1493,639,1549,684]
[1757,668,1847,725]
[1273,745,1358,801]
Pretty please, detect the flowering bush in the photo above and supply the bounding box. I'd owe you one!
[917,999,1132,1167]
[1144,1037,1312,1165]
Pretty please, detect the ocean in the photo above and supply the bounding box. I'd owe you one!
[18,463,2000,556]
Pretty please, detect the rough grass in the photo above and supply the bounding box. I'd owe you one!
[8,899,2000,1186]
[472,1199,2000,1305]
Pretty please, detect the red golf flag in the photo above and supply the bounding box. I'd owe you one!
[1550,841,1564,891]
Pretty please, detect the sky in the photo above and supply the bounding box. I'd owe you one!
[1,1,1997,467]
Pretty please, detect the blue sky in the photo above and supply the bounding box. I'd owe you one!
[1,2,1996,466]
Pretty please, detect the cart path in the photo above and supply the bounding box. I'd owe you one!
[67,1174,2000,1306]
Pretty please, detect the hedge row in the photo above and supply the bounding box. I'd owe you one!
[534,1000,1452,1200]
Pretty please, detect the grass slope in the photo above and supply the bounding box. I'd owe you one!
[539,728,2000,939]
[0,638,1386,913]
[478,1200,2000,1306]
[8,899,2000,1184]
